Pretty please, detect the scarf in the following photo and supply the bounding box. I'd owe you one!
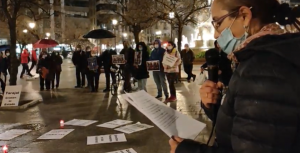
[228,23,285,62]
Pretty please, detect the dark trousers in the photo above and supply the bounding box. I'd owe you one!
[88,71,100,91]
[20,63,32,77]
[75,66,85,87]
[105,70,116,89]
[166,73,177,97]
[40,75,50,90]
[29,61,37,72]
[0,78,5,93]
[52,72,61,88]
[183,64,194,80]
[123,70,132,92]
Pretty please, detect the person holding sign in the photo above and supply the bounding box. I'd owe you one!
[86,49,101,92]
[162,41,181,102]
[37,50,52,91]
[133,42,149,91]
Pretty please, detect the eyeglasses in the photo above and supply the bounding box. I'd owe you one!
[211,10,239,30]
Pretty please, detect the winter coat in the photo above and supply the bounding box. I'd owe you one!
[86,52,101,74]
[100,49,116,70]
[150,39,166,72]
[134,49,149,80]
[37,54,55,80]
[175,33,300,153]
[181,49,195,65]
[163,48,181,73]
[51,53,63,73]
[21,51,29,64]
[120,47,135,71]
[31,50,37,62]
[72,50,87,68]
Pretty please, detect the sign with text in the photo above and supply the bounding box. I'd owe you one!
[1,85,22,107]
[162,53,178,67]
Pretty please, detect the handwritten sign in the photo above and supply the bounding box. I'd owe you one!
[162,53,178,67]
[1,85,22,107]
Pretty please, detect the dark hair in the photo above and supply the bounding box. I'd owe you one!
[214,40,219,49]
[136,42,147,52]
[218,0,300,29]
[168,41,176,48]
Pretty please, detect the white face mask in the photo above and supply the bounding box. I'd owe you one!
[138,47,143,51]
[42,55,47,59]
[154,44,159,48]
[167,46,173,50]
[6,53,10,56]
[91,53,97,56]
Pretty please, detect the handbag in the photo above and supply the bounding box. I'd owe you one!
[196,72,206,85]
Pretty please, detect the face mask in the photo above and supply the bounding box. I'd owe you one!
[6,53,10,56]
[42,55,47,59]
[91,53,97,56]
[154,44,159,48]
[167,46,173,50]
[217,17,248,54]
[87,49,91,52]
[138,47,143,51]
[76,48,80,51]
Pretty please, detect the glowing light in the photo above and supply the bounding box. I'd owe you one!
[155,31,162,35]
[60,120,64,128]
[46,33,51,37]
[123,33,128,37]
[112,19,118,25]
[23,29,28,33]
[2,145,8,153]
[29,22,35,29]
[169,12,175,19]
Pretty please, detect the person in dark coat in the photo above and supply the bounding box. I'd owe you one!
[37,50,52,91]
[170,1,300,153]
[72,45,87,88]
[119,41,134,92]
[181,44,196,82]
[86,49,101,92]
[2,49,10,83]
[150,39,169,100]
[100,48,117,92]
[51,52,63,89]
[133,42,149,91]
[85,46,91,88]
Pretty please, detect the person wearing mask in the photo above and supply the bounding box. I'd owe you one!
[119,41,134,92]
[2,49,10,83]
[169,1,300,153]
[87,49,101,92]
[134,42,149,91]
[163,41,181,102]
[51,52,63,89]
[181,44,196,82]
[29,49,37,73]
[37,51,51,91]
[150,40,169,100]
[72,45,87,88]
[100,47,117,92]
[20,49,33,78]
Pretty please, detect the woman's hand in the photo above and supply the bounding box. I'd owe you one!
[169,136,183,153]
[200,80,220,108]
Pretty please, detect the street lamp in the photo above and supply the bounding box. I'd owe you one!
[169,12,175,41]
[123,33,128,38]
[46,32,51,39]
[112,19,118,49]
[23,29,28,33]
[29,22,36,29]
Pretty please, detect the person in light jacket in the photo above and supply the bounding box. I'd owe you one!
[163,41,181,102]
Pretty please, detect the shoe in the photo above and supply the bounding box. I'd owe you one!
[103,89,110,92]
[155,95,162,98]
[187,80,191,83]
[75,86,81,88]
[167,96,177,102]
[192,75,196,82]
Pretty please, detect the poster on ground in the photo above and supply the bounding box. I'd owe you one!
[1,85,22,107]
[87,133,127,145]
[0,129,31,140]
[37,129,74,140]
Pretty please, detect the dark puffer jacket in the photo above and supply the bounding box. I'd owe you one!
[176,33,300,153]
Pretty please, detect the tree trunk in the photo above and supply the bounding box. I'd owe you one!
[9,21,19,85]
[177,26,183,80]
[133,31,140,44]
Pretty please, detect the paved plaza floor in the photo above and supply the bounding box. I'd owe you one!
[0,59,211,153]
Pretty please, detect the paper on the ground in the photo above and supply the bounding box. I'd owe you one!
[64,119,98,126]
[124,90,206,139]
[106,148,137,153]
[114,123,153,134]
[37,129,74,140]
[87,133,127,145]
[0,129,31,140]
[97,119,133,129]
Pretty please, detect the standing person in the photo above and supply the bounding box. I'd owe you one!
[37,51,51,91]
[72,45,86,88]
[51,52,63,89]
[20,49,33,78]
[134,42,149,91]
[163,41,181,102]
[2,49,10,83]
[119,41,134,92]
[29,49,38,73]
[181,44,196,82]
[85,46,91,88]
[87,49,101,92]
[169,1,300,153]
[99,48,117,92]
[150,40,169,100]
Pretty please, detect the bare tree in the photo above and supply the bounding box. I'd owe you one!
[0,0,51,85]
[155,0,209,51]
[114,0,158,43]
[62,17,91,50]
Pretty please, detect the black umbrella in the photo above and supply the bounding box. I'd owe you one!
[83,29,116,39]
